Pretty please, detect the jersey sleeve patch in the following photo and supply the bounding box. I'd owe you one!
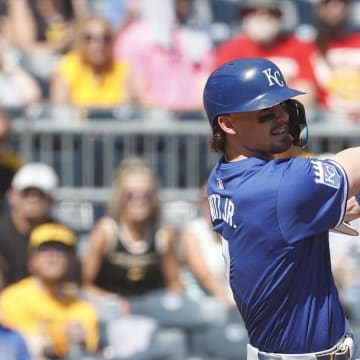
[311,159,341,189]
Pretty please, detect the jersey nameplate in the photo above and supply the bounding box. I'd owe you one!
[208,194,236,228]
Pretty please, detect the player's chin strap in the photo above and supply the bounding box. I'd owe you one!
[285,99,308,148]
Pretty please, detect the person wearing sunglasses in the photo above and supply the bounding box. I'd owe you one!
[50,15,142,109]
[82,156,183,302]
[81,157,191,358]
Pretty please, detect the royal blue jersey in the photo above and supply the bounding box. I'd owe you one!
[207,156,349,354]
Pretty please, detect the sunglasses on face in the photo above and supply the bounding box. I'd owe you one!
[82,33,112,44]
[124,190,154,203]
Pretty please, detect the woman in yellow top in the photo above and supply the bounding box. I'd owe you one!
[50,15,140,108]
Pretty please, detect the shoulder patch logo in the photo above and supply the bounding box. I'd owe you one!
[311,159,340,189]
[216,178,224,190]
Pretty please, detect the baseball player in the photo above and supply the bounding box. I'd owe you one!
[203,57,360,359]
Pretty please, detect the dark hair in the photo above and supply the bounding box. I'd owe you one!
[0,254,9,289]
[210,121,226,153]
[315,1,349,56]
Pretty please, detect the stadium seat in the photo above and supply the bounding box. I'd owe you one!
[53,199,95,233]
[189,308,248,359]
[342,285,360,328]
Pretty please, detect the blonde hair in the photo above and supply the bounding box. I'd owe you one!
[74,15,114,50]
[107,157,161,223]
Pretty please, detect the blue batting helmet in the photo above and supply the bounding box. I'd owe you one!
[203,57,305,125]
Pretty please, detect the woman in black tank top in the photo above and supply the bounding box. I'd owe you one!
[81,157,184,310]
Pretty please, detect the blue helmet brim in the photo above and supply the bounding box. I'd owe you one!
[241,87,305,113]
[207,87,305,125]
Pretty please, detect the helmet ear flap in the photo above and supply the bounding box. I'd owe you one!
[285,99,308,148]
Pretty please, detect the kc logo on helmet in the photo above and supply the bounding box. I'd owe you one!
[262,68,285,87]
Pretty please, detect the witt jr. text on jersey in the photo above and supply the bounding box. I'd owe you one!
[208,194,236,228]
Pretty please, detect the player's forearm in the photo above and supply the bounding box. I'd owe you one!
[344,194,360,222]
[331,147,360,197]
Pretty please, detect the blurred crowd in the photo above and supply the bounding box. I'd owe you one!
[0,0,360,120]
[1,0,360,359]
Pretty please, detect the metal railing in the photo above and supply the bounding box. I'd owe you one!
[11,108,360,209]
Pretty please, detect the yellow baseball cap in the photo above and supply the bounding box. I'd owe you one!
[29,223,76,250]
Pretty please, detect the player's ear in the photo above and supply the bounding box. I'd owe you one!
[218,114,236,134]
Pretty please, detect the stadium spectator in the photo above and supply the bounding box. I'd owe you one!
[6,0,87,96]
[100,0,212,38]
[179,175,234,308]
[114,0,214,111]
[0,110,23,213]
[0,162,59,286]
[310,0,360,122]
[0,251,32,360]
[175,0,212,29]
[81,157,193,359]
[174,0,213,76]
[50,15,141,109]
[81,157,183,304]
[0,222,99,360]
[214,0,317,112]
[0,15,41,107]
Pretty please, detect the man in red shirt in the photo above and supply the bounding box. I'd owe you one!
[214,0,318,112]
